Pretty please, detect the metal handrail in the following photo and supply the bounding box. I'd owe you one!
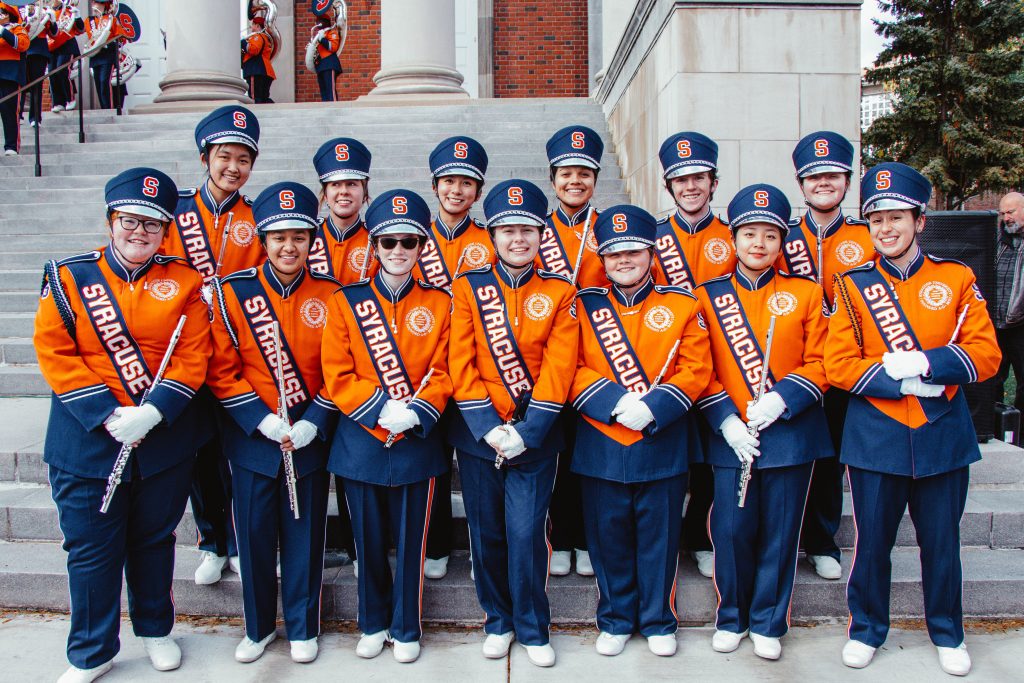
[0,35,123,177]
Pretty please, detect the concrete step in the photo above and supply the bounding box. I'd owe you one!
[0,271,39,290]
[0,292,41,314]
[0,313,35,338]
[1,540,1022,622]
[0,338,35,364]
[0,367,47,398]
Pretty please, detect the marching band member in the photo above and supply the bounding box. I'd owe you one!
[694,184,831,660]
[653,131,736,580]
[47,0,85,113]
[826,163,1000,676]
[34,168,210,682]
[310,136,374,284]
[86,0,129,110]
[0,1,28,156]
[416,135,493,580]
[321,189,453,664]
[450,179,579,667]
[309,0,342,102]
[163,105,265,587]
[242,14,275,104]
[20,2,53,128]
[783,131,873,582]
[571,205,712,657]
[207,182,339,665]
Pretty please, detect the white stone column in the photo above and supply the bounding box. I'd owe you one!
[367,0,468,97]
[153,0,250,103]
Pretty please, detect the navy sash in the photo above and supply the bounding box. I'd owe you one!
[846,266,950,421]
[308,224,333,278]
[230,277,312,410]
[341,285,416,401]
[537,218,574,278]
[578,295,650,392]
[654,222,696,290]
[174,203,218,281]
[702,277,777,397]
[417,230,454,288]
[464,269,534,399]
[782,223,818,280]
[70,261,153,404]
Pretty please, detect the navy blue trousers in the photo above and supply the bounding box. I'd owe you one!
[457,451,556,646]
[800,388,848,561]
[847,465,969,648]
[49,51,76,107]
[0,80,19,153]
[231,464,330,642]
[581,474,685,636]
[49,457,193,669]
[316,69,337,102]
[711,463,813,637]
[190,434,237,557]
[90,63,125,110]
[550,408,585,551]
[344,477,434,643]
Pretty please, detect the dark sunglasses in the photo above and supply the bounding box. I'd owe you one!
[377,236,423,250]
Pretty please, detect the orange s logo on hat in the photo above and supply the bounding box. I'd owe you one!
[753,191,770,208]
[508,186,523,205]
[233,111,247,128]
[814,139,829,157]
[335,143,349,161]
[279,190,295,210]
[612,214,628,233]
[392,196,407,215]
[314,0,331,12]
[875,170,891,191]
[454,141,469,159]
[571,131,586,149]
[142,177,159,198]
[676,140,691,158]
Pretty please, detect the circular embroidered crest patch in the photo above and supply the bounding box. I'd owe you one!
[524,293,554,321]
[576,226,599,252]
[704,238,731,265]
[644,305,675,332]
[767,291,798,316]
[463,242,491,269]
[229,221,256,247]
[147,279,180,301]
[406,306,435,336]
[348,246,369,275]
[919,281,953,311]
[835,240,866,267]
[300,298,328,328]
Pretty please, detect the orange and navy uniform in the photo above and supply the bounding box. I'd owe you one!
[308,216,376,285]
[47,8,85,52]
[206,261,340,478]
[85,12,130,67]
[776,213,874,306]
[536,205,608,290]
[164,185,264,284]
[0,20,28,82]
[449,263,579,460]
[414,215,493,290]
[242,30,276,79]
[695,269,832,468]
[321,272,453,485]
[34,247,211,479]
[825,251,1001,476]
[315,26,341,73]
[652,209,735,290]
[571,279,711,480]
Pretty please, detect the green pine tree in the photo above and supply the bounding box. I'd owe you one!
[863,1,1024,209]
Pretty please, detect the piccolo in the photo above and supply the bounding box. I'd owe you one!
[384,367,435,448]
[739,315,777,508]
[213,211,234,279]
[569,207,595,287]
[273,322,300,520]
[949,303,969,344]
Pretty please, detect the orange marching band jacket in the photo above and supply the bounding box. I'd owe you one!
[652,211,736,290]
[308,216,377,285]
[34,247,211,479]
[536,206,608,290]
[413,215,493,290]
[776,213,874,306]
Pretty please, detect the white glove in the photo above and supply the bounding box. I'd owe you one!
[900,377,946,398]
[882,350,930,380]
[257,414,291,443]
[746,391,787,431]
[106,403,163,445]
[200,283,213,306]
[721,414,760,464]
[615,394,655,431]
[611,391,642,417]
[378,398,405,425]
[378,403,420,434]
[497,425,527,459]
[484,425,506,450]
[288,420,318,450]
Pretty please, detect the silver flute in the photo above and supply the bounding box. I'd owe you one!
[738,315,776,508]
[272,321,300,520]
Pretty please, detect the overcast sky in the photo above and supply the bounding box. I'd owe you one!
[861,0,889,68]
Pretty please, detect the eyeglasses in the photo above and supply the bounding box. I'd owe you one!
[377,236,423,250]
[117,215,166,234]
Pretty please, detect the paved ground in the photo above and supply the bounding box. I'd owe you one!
[2,612,1022,682]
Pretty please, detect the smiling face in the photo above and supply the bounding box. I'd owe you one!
[203,143,254,197]
[668,171,717,220]
[434,174,481,223]
[602,248,653,288]
[109,211,167,266]
[324,179,367,223]
[868,208,923,262]
[799,172,850,212]
[374,232,424,277]
[264,229,312,282]
[733,223,782,275]
[552,166,596,213]
[492,224,541,267]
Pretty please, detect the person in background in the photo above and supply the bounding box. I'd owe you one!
[0,2,28,156]
[995,191,1024,416]
[242,14,275,104]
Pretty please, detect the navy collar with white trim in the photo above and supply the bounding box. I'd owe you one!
[104,243,154,284]
[878,246,924,281]
[735,267,775,291]
[433,214,473,241]
[804,211,844,239]
[373,271,414,303]
[611,275,654,307]
[555,203,593,227]
[199,181,241,217]
[262,260,306,299]
[673,206,715,234]
[323,215,365,243]
[495,260,535,289]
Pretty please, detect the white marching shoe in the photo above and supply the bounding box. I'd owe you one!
[937,643,971,676]
[808,554,842,580]
[194,551,227,585]
[424,556,449,579]
[141,636,181,671]
[575,549,594,576]
[235,631,276,663]
[3,149,17,156]
[393,639,421,663]
[290,638,318,663]
[750,633,781,660]
[356,630,390,659]
[523,643,556,667]
[549,550,571,576]
[595,632,629,656]
[482,632,515,658]
[228,555,241,574]
[691,550,714,578]
[842,639,877,669]
[51,105,65,113]
[647,633,677,657]
[57,660,113,683]
[711,629,748,653]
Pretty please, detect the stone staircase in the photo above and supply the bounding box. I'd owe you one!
[1,100,1023,626]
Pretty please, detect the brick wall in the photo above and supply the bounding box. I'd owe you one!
[492,0,588,98]
[293,0,380,103]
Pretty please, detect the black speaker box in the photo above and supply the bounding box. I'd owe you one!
[919,210,999,442]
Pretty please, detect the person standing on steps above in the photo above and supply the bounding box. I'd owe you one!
[414,135,493,581]
[781,131,874,582]
[651,131,737,581]
[241,13,275,104]
[162,105,266,589]
[0,2,28,156]
[309,0,343,102]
